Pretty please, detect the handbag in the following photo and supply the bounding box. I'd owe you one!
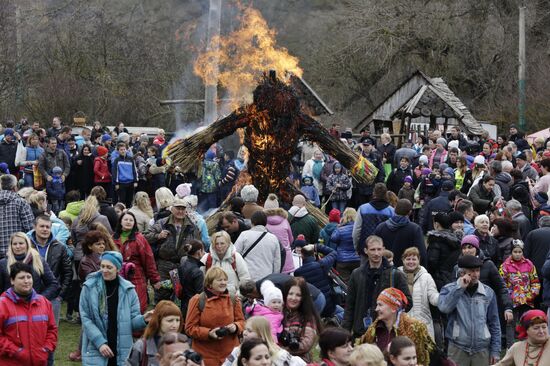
[14,141,26,167]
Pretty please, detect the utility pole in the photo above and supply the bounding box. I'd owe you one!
[15,2,23,109]
[518,4,526,131]
[204,0,222,124]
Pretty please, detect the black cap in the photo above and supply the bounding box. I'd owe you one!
[361,137,375,145]
[458,254,483,269]
[441,180,454,192]
[341,131,353,139]
[516,152,527,161]
[448,211,464,224]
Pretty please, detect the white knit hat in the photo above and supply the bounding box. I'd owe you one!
[241,184,259,203]
[473,155,486,165]
[260,280,282,306]
[263,193,279,209]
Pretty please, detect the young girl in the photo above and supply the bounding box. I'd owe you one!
[300,176,320,207]
[499,239,540,323]
[246,280,284,342]
[325,163,351,213]
[398,176,415,205]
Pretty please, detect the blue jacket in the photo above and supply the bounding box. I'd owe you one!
[301,185,320,207]
[80,272,146,366]
[319,222,338,248]
[112,155,138,184]
[438,280,501,358]
[331,222,359,263]
[23,146,44,171]
[294,245,337,317]
[46,176,65,200]
[353,199,394,254]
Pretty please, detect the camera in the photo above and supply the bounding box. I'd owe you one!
[183,349,202,364]
[278,330,300,351]
[215,326,230,338]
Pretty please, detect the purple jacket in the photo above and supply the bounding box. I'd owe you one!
[266,209,295,274]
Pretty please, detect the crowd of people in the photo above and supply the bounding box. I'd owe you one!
[1,116,550,366]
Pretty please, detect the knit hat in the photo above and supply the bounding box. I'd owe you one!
[516,152,527,161]
[293,234,307,248]
[117,132,130,143]
[457,254,483,269]
[404,176,413,184]
[419,155,429,166]
[4,128,14,137]
[0,162,9,174]
[96,146,109,157]
[421,168,432,176]
[263,193,279,209]
[448,140,460,151]
[101,134,112,143]
[377,288,408,312]
[516,310,548,340]
[260,280,283,306]
[241,185,259,203]
[436,138,447,147]
[444,167,455,177]
[461,235,480,249]
[439,163,449,172]
[441,180,455,192]
[205,149,216,161]
[328,209,341,223]
[175,183,192,199]
[512,239,524,250]
[52,166,63,175]
[473,155,486,165]
[101,251,123,270]
[534,192,549,205]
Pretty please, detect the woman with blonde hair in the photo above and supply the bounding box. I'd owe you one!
[223,316,305,366]
[185,267,245,366]
[331,207,360,282]
[0,232,59,299]
[349,344,386,366]
[72,195,113,264]
[201,231,250,295]
[129,191,154,232]
[153,187,174,222]
[27,190,71,246]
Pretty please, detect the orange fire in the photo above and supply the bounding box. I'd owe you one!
[194,5,303,109]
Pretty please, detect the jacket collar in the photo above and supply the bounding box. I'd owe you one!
[5,287,39,304]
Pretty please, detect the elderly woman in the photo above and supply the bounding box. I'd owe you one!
[495,310,550,365]
[358,288,434,366]
[473,214,499,263]
[398,247,439,339]
[80,251,153,366]
[185,267,245,366]
[201,231,250,295]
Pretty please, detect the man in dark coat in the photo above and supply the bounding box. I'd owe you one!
[352,138,384,205]
[374,199,427,268]
[421,180,454,233]
[0,129,19,175]
[506,199,531,241]
[343,235,411,339]
[468,175,496,214]
[524,216,550,276]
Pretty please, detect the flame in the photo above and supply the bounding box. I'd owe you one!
[194,5,303,109]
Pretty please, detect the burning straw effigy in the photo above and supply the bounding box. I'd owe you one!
[167,72,377,223]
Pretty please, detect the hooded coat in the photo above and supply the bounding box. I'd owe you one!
[200,245,251,295]
[265,209,295,274]
[427,229,462,290]
[352,199,395,254]
[288,206,320,246]
[330,221,359,263]
[373,215,427,268]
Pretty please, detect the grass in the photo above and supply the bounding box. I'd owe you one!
[55,304,81,366]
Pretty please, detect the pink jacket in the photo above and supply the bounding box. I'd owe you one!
[246,302,283,341]
[499,257,540,308]
[429,149,447,169]
[266,209,295,274]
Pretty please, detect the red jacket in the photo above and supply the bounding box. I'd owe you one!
[0,288,57,366]
[93,156,111,183]
[114,233,160,313]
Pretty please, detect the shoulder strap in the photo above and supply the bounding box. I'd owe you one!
[206,254,213,271]
[141,339,148,366]
[242,232,267,259]
[231,252,237,271]
[198,292,207,312]
[390,268,396,288]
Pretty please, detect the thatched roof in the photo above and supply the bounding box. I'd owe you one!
[290,74,333,116]
[355,70,485,135]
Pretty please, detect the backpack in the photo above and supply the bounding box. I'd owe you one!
[205,252,237,272]
[197,291,237,312]
[200,161,219,193]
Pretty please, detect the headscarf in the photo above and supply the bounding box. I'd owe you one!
[516,309,548,340]
[377,288,409,328]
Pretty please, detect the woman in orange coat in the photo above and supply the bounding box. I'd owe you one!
[185,267,245,366]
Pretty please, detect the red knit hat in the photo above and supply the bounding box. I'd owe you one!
[96,146,109,157]
[328,209,341,223]
[377,288,408,312]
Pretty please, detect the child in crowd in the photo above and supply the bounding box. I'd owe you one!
[300,176,320,207]
[499,239,540,323]
[383,249,394,266]
[398,176,415,206]
[245,280,284,342]
[325,162,351,213]
[46,166,65,214]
